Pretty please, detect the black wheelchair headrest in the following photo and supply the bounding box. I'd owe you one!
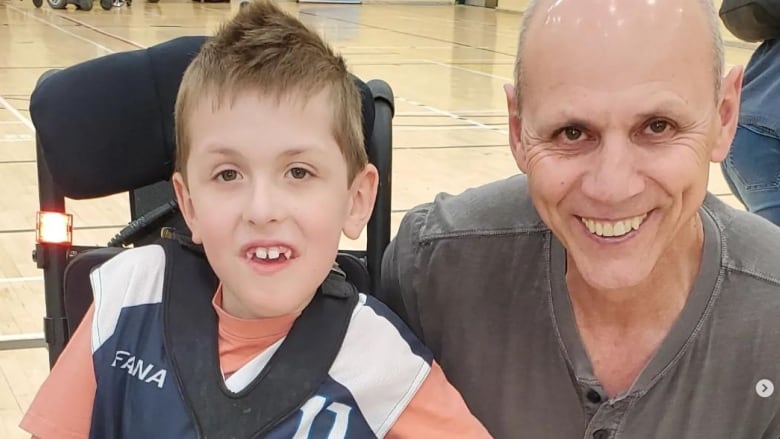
[30,36,375,200]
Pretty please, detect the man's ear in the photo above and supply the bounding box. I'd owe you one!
[504,83,528,173]
[172,172,202,244]
[711,65,744,163]
[343,164,379,240]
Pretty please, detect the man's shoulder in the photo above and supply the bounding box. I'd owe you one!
[400,174,548,245]
[705,195,780,287]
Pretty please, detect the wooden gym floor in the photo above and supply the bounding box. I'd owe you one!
[0,0,757,436]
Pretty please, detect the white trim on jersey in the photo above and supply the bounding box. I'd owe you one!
[223,337,285,393]
[218,293,431,437]
[329,293,430,437]
[90,245,167,353]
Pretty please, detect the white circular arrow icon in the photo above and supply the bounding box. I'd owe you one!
[756,379,774,398]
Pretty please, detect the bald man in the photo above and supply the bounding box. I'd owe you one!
[380,0,780,437]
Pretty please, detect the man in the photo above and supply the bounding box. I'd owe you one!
[380,0,780,437]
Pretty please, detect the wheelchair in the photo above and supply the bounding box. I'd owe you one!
[29,36,394,369]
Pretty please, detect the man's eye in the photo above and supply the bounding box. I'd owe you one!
[289,167,309,179]
[217,169,239,181]
[562,127,583,141]
[647,119,671,134]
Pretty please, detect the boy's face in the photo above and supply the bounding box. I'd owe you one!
[173,89,377,319]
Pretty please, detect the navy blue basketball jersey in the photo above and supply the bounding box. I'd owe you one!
[88,245,433,438]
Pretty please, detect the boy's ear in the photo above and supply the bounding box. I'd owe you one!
[342,164,379,240]
[172,172,203,244]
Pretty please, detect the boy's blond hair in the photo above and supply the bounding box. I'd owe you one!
[174,0,367,183]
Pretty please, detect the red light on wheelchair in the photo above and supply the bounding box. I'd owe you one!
[36,211,73,245]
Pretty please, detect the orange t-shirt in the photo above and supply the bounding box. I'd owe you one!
[20,291,491,438]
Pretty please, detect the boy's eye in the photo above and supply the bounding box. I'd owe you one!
[288,167,310,179]
[217,169,239,181]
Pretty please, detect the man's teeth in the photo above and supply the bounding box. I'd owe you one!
[246,246,293,260]
[581,214,647,238]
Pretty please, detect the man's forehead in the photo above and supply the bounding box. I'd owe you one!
[525,0,709,52]
[528,0,705,29]
[520,0,715,108]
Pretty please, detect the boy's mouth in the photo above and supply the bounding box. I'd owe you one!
[245,245,294,261]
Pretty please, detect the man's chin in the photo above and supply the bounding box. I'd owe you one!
[569,259,655,294]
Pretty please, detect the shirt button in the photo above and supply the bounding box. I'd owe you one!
[586,389,602,403]
[593,429,609,439]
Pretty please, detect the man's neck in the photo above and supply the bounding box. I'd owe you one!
[564,214,706,397]
[566,214,705,331]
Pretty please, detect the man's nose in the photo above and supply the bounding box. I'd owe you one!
[580,133,645,204]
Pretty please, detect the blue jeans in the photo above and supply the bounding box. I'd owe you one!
[721,124,780,226]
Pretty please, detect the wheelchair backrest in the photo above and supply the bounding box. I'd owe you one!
[30,36,395,366]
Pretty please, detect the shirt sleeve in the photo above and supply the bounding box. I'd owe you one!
[386,361,492,438]
[379,204,433,337]
[19,305,97,439]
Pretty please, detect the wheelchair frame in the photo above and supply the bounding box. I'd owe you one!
[31,68,394,368]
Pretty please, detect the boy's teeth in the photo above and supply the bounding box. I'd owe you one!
[249,246,292,260]
[581,213,648,238]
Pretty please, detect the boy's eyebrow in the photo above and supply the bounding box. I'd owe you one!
[202,144,328,158]
[203,145,241,157]
[279,145,325,157]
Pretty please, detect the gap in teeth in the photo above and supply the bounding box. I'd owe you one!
[581,213,647,238]
[247,246,292,260]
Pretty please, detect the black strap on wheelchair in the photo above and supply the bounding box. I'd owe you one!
[159,238,358,438]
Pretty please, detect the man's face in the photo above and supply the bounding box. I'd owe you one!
[505,0,742,291]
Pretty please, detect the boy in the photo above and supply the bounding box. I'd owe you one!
[20,1,491,438]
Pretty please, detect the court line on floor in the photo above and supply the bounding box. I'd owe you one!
[51,11,145,49]
[6,4,114,55]
[0,96,34,132]
[0,276,43,284]
[396,96,508,135]
[395,124,506,131]
[397,110,506,116]
[423,59,512,82]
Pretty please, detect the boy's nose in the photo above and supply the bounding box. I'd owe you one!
[242,182,285,225]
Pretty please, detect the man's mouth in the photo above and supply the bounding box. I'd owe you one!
[579,213,648,238]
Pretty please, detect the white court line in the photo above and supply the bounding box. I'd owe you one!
[6,4,114,56]
[397,110,506,116]
[0,95,34,132]
[396,96,508,135]
[0,121,26,125]
[423,59,512,82]
[0,276,43,284]
[395,124,507,131]
[52,11,145,49]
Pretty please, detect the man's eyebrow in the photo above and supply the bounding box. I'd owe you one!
[534,97,691,131]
